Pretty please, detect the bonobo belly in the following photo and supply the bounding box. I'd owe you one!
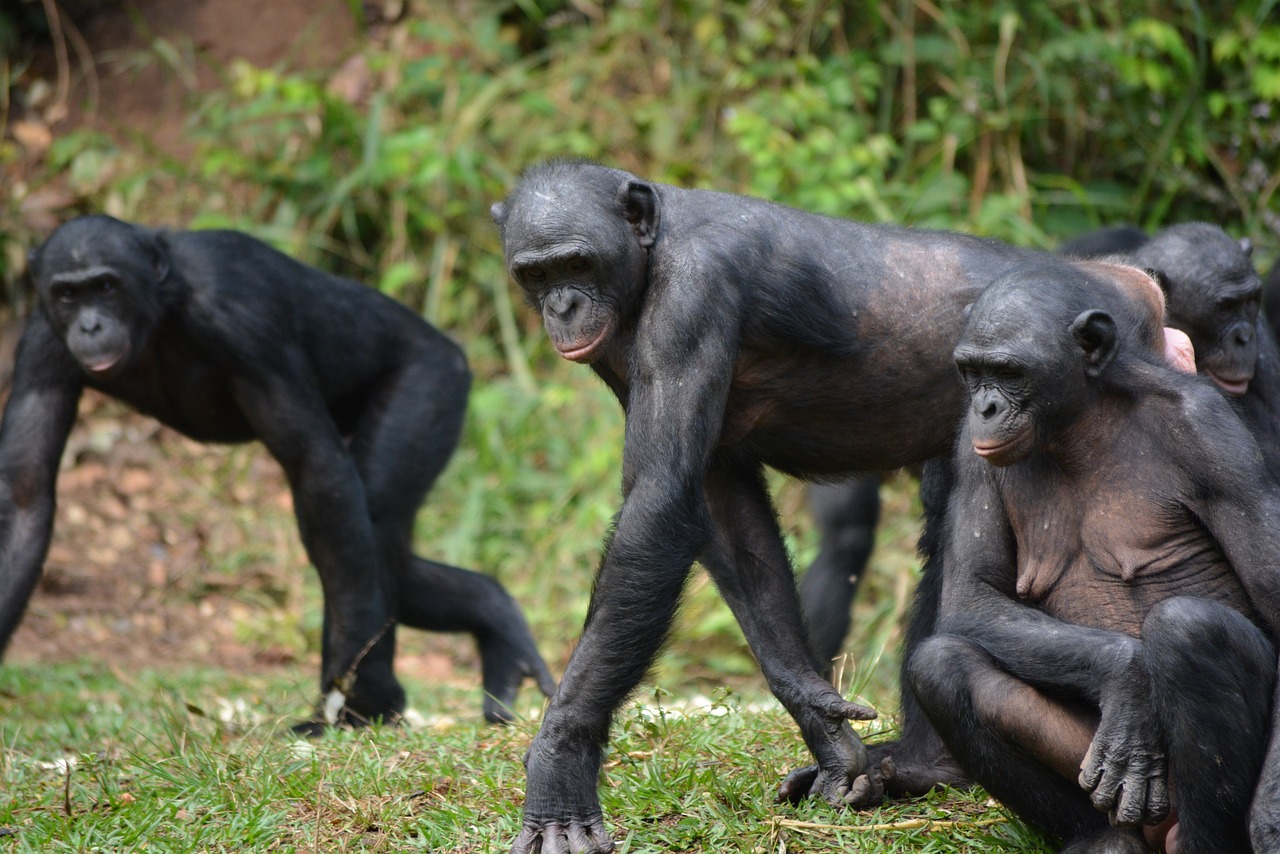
[1031,555,1258,638]
[722,357,967,476]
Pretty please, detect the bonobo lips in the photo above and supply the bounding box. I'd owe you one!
[555,322,615,364]
[972,435,1019,460]
[85,351,125,375]
[1208,372,1249,396]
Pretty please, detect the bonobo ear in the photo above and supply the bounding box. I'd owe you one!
[1240,237,1253,258]
[143,229,171,283]
[1070,310,1118,378]
[617,179,660,249]
[1143,267,1172,297]
[491,201,508,226]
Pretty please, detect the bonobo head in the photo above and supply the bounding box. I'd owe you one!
[954,261,1160,467]
[1131,223,1260,396]
[29,215,169,378]
[492,160,658,363]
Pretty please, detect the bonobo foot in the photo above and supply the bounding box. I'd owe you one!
[511,732,614,854]
[479,621,558,725]
[777,739,970,808]
[1060,827,1152,854]
[291,681,407,737]
[781,683,879,807]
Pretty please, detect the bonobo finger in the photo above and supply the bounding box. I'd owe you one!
[1089,764,1124,813]
[567,821,614,854]
[541,823,568,854]
[511,826,540,854]
[821,776,852,808]
[834,699,878,721]
[1079,741,1103,791]
[1144,774,1170,825]
[1111,778,1148,828]
[777,763,822,802]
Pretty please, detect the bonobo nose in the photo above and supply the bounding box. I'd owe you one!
[546,290,581,321]
[974,390,1004,421]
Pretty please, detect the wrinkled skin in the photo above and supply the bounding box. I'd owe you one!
[491,161,1183,852]
[911,266,1280,853]
[3,215,555,728]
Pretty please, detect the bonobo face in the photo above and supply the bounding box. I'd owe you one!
[492,162,657,364]
[32,216,166,378]
[1136,225,1260,396]
[954,278,1116,467]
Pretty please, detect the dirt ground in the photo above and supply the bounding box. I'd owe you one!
[8,0,470,694]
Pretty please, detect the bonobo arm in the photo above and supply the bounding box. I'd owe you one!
[1184,397,1280,630]
[0,314,84,654]
[940,452,1167,827]
[513,266,740,854]
[229,358,398,715]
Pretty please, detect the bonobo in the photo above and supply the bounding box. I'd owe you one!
[1063,223,1280,480]
[3,215,554,728]
[488,159,1179,853]
[908,260,1280,852]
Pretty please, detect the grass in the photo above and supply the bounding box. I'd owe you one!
[0,663,1052,852]
[2,371,1048,852]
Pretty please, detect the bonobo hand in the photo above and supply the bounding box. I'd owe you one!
[511,728,614,854]
[1079,672,1169,828]
[776,684,878,807]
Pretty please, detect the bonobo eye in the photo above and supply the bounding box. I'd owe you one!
[53,285,76,304]
[95,276,118,295]
[522,266,547,283]
[993,365,1022,384]
[567,257,590,274]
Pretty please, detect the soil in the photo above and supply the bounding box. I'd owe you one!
[7,0,471,695]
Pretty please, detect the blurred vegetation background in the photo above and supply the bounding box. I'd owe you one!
[2,0,1279,717]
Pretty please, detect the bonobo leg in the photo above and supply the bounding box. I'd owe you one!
[349,338,553,723]
[781,458,967,807]
[911,598,1275,852]
[1143,597,1274,853]
[908,634,1119,846]
[799,477,881,669]
[396,557,556,722]
[700,460,877,807]
[1252,674,1280,851]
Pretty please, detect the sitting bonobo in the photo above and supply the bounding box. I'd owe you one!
[908,261,1280,853]
[2,215,554,728]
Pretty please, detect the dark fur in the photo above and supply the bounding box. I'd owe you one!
[3,215,554,727]
[1063,223,1280,481]
[909,263,1280,852]
[490,160,1152,853]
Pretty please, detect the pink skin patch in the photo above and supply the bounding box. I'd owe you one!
[1162,328,1196,375]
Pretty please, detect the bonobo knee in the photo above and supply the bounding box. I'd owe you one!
[1142,596,1245,667]
[905,634,977,712]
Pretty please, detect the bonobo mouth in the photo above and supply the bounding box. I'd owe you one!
[554,321,615,364]
[1208,371,1249,396]
[972,435,1022,461]
[86,352,125,375]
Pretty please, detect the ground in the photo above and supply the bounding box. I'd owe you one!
[8,0,475,704]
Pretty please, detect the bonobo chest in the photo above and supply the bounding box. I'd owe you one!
[1002,463,1256,636]
[86,331,255,443]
